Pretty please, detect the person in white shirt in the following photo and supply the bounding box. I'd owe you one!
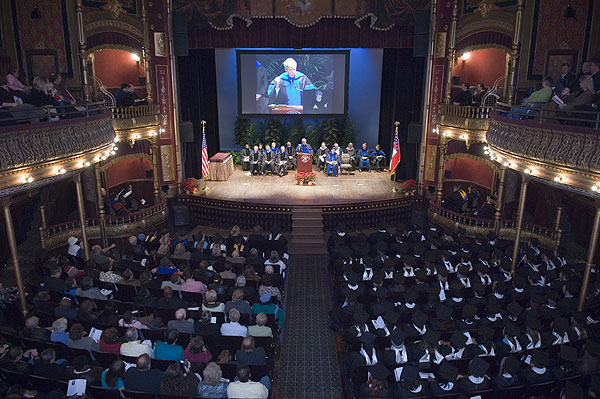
[120,327,154,358]
[226,364,269,399]
[220,308,248,337]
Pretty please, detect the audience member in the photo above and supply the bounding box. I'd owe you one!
[120,327,153,358]
[167,308,195,334]
[522,77,553,105]
[67,323,99,352]
[123,354,163,394]
[248,313,273,338]
[153,328,184,361]
[21,316,50,342]
[75,276,109,300]
[157,286,187,309]
[226,364,269,399]
[452,82,472,106]
[203,289,225,313]
[99,327,122,355]
[197,362,229,398]
[225,288,252,317]
[50,317,69,345]
[220,308,248,337]
[183,335,212,363]
[159,362,199,397]
[27,77,57,107]
[235,336,267,365]
[32,348,66,380]
[101,359,125,390]
[180,269,207,294]
[54,297,77,320]
[65,354,101,385]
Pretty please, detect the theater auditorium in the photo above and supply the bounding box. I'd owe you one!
[0,0,599,398]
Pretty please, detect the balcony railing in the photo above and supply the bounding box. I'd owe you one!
[439,104,495,119]
[111,104,159,119]
[427,199,559,248]
[41,200,169,250]
[495,102,600,129]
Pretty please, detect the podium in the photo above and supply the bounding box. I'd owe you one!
[297,153,313,173]
[207,153,234,181]
[269,105,303,114]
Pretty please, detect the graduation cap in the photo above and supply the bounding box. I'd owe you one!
[476,262,489,273]
[403,255,417,266]
[390,328,407,346]
[339,247,353,258]
[469,357,489,377]
[414,268,428,280]
[531,349,550,367]
[485,300,501,315]
[586,339,600,355]
[336,223,348,233]
[487,232,497,241]
[393,273,406,284]
[423,329,441,346]
[412,311,428,327]
[404,289,418,303]
[553,316,569,331]
[363,256,374,267]
[478,326,496,343]
[591,375,600,394]
[369,362,391,381]
[492,248,504,258]
[525,315,542,331]
[400,365,419,382]
[384,309,400,325]
[353,308,370,325]
[560,345,578,362]
[438,360,459,382]
[358,331,377,347]
[564,381,584,399]
[503,355,521,375]
[507,302,523,318]
[462,304,478,318]
[347,273,361,286]
[450,330,468,348]
[504,322,521,337]
[458,264,470,275]
[437,304,453,322]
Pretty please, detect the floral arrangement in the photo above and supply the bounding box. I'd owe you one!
[183,178,202,194]
[295,172,316,185]
[399,179,418,195]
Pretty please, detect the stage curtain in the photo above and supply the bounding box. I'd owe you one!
[188,18,413,49]
[177,49,220,179]
[378,48,425,181]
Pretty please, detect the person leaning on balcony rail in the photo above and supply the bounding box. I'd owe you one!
[27,76,58,107]
[452,82,473,106]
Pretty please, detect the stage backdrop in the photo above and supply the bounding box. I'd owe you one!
[214,48,383,151]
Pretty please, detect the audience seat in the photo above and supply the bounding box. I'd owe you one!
[87,385,122,399]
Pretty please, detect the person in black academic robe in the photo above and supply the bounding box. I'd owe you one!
[250,146,264,175]
[315,142,329,172]
[275,147,289,176]
[261,146,276,175]
[285,142,297,169]
[241,144,251,171]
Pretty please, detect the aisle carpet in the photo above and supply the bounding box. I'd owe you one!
[276,255,341,398]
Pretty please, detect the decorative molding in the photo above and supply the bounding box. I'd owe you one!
[99,153,152,173]
[85,19,143,39]
[160,145,175,182]
[445,152,500,172]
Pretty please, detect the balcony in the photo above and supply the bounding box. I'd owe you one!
[0,103,115,197]
[437,104,493,144]
[111,104,160,143]
[486,104,600,196]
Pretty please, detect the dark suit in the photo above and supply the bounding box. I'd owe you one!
[555,72,576,94]
[43,276,65,293]
[33,361,67,380]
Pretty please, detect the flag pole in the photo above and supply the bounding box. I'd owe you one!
[391,121,400,192]
[201,120,209,191]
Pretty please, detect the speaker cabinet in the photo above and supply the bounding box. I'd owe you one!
[179,121,194,143]
[172,205,190,227]
[407,123,423,144]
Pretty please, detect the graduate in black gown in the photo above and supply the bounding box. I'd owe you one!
[275,146,289,176]
[240,143,251,171]
[261,145,275,175]
[285,141,297,169]
[250,145,263,176]
[316,142,329,172]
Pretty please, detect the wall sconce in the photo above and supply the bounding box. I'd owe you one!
[31,5,42,19]
[131,53,140,62]
[462,52,471,61]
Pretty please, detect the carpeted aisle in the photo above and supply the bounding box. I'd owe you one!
[277,255,341,398]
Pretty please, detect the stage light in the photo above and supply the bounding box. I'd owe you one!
[21,176,33,184]
[84,161,91,167]
[554,176,563,183]
[484,150,489,155]
[524,168,531,174]
[111,151,116,156]
[134,133,141,139]
[503,161,509,167]
[160,128,166,133]
[484,146,489,151]
[592,184,599,192]
[460,134,467,140]
[56,168,66,175]
[131,53,140,62]
[443,132,449,137]
[462,52,471,60]
[114,137,119,143]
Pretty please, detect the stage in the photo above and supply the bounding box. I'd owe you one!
[197,165,405,206]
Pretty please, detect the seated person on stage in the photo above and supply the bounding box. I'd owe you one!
[240,144,251,171]
[332,143,341,156]
[261,145,275,175]
[267,57,314,107]
[250,145,263,176]
[356,143,371,172]
[285,142,297,169]
[344,143,356,169]
[316,142,329,172]
[475,195,496,219]
[296,138,313,154]
[443,185,468,213]
[370,144,386,172]
[452,82,473,106]
[276,146,289,177]
[270,142,279,155]
[325,147,339,177]
[258,143,264,152]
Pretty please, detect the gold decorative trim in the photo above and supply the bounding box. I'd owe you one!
[99,153,152,173]
[456,43,510,54]
[88,44,140,54]
[445,153,500,172]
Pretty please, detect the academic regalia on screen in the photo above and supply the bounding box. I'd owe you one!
[268,84,288,106]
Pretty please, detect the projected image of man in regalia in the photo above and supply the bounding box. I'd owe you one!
[267,58,315,109]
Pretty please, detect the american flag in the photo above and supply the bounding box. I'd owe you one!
[201,122,209,178]
[390,123,401,175]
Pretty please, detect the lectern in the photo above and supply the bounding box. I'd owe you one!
[297,153,313,173]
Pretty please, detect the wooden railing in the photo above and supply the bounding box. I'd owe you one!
[427,199,558,247]
[495,102,600,129]
[111,104,159,119]
[439,104,495,119]
[41,200,169,250]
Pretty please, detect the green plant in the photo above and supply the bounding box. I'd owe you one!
[234,117,250,146]
[228,150,241,165]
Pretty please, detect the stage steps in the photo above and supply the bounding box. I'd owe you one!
[289,207,327,255]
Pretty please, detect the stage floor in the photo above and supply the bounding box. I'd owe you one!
[199,166,404,206]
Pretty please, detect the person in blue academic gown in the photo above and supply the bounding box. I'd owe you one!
[326,147,339,176]
[357,143,371,172]
[267,58,315,107]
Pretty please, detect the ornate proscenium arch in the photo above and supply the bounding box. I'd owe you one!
[455,31,512,54]
[445,152,500,172]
